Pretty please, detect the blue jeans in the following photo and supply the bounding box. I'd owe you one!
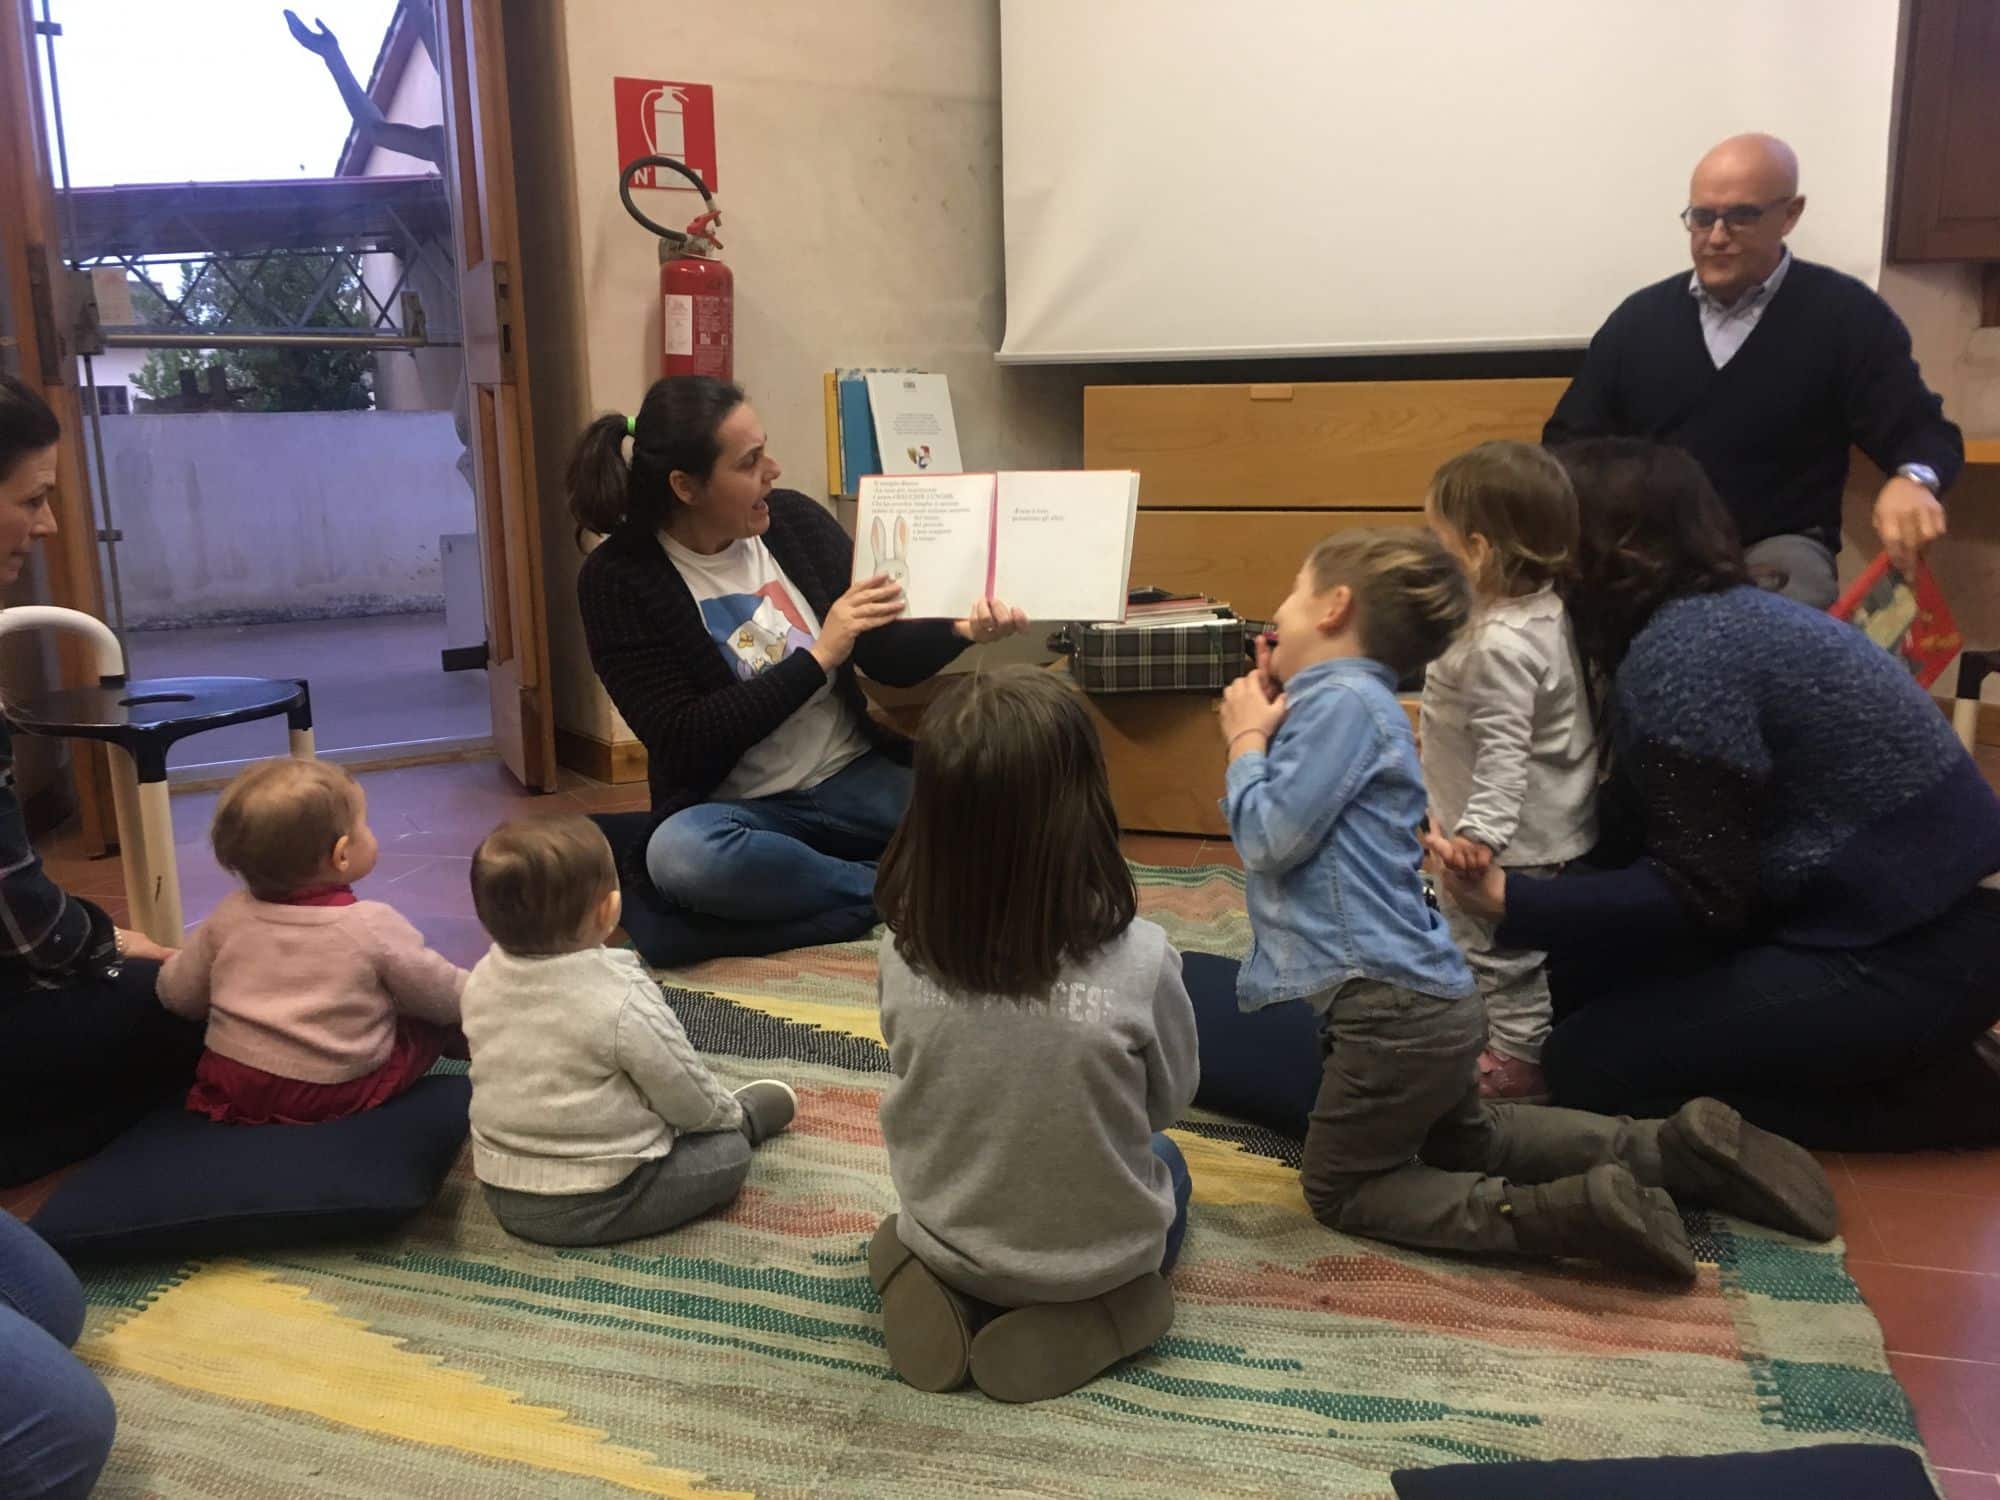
[1544,885,2000,1151]
[0,1212,114,1499]
[645,752,912,943]
[1152,1133,1192,1274]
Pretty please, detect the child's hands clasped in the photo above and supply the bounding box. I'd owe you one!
[1219,666,1287,756]
[1436,834,1494,877]
[1420,829,1508,920]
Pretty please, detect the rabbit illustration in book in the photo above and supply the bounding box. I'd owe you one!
[870,514,912,591]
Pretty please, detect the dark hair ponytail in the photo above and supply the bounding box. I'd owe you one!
[565,375,745,539]
[0,375,61,487]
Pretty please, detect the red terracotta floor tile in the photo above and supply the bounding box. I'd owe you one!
[1937,1469,2000,1498]
[563,777,653,813]
[1121,834,1206,867]
[377,856,477,920]
[168,858,240,927]
[1825,1157,1893,1264]
[361,762,546,855]
[41,757,578,935]
[1847,1259,2000,1362]
[170,786,222,847]
[41,853,126,901]
[1889,1354,2000,1472]
[1848,1149,2000,1201]
[364,850,439,884]
[404,911,491,970]
[1851,1185,2000,1275]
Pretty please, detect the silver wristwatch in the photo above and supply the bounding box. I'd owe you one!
[1897,463,1941,493]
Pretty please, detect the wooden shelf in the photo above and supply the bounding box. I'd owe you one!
[1965,438,2000,466]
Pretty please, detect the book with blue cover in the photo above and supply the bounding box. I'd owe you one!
[835,372,882,498]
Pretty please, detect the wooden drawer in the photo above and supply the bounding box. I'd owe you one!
[1085,378,1567,509]
[1083,692,1233,838]
[1129,508,1425,620]
[1082,686,1422,838]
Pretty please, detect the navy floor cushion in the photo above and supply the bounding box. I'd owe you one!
[1390,1443,1934,1499]
[590,811,877,968]
[29,1073,470,1258]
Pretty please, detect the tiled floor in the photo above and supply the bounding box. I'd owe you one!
[41,756,651,969]
[31,750,2000,1491]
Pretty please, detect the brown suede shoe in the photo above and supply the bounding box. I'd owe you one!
[1660,1097,1838,1242]
[867,1215,976,1393]
[1506,1163,1698,1283]
[967,1272,1175,1404]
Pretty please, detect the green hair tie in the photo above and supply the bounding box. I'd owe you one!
[625,415,637,437]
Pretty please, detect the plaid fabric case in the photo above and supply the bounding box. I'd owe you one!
[1052,616,1268,694]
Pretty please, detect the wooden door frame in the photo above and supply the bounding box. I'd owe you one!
[436,0,557,791]
[0,0,115,850]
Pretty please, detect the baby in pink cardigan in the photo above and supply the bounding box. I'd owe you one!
[158,758,468,1125]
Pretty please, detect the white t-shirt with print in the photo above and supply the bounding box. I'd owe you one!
[659,532,870,802]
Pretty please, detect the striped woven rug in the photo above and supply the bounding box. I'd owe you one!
[73,864,1925,1498]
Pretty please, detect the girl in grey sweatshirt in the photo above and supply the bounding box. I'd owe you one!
[869,668,1199,1405]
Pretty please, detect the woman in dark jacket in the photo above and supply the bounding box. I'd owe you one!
[0,376,201,1188]
[1436,439,2000,1150]
[569,376,1028,958]
[0,375,206,1497]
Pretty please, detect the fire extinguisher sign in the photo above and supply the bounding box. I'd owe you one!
[614,77,718,192]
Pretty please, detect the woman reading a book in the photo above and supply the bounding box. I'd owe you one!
[568,376,1028,961]
[1434,439,2000,1150]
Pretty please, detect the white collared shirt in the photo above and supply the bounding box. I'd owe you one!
[1689,249,1792,369]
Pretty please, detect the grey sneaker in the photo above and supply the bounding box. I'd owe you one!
[969,1271,1175,1403]
[734,1080,797,1146]
[1660,1097,1837,1242]
[1505,1163,1697,1282]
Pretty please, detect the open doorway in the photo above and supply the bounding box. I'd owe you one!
[31,0,491,775]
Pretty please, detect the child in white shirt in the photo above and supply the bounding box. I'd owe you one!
[1420,442,1599,1102]
[461,815,796,1245]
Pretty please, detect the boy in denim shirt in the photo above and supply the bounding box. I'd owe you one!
[1218,529,1836,1277]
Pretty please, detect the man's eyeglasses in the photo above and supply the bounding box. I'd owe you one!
[1681,197,1796,232]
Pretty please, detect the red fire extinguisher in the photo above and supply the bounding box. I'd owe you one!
[619,155,733,381]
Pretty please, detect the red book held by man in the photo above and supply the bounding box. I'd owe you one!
[1829,553,1963,689]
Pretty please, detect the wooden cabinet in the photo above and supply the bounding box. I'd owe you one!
[1082,378,1562,834]
[1891,0,2000,262]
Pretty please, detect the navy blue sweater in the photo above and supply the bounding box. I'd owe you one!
[1544,259,1962,547]
[1501,587,2000,954]
[577,490,967,824]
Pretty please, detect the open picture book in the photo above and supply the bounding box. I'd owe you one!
[853,471,1141,621]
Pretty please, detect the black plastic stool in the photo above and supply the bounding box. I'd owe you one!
[8,672,314,944]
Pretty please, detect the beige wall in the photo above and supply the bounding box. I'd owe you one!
[513,0,2000,750]
[515,0,1083,750]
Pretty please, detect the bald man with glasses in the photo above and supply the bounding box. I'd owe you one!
[1545,133,1960,607]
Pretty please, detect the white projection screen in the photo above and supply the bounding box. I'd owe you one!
[998,0,1901,363]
